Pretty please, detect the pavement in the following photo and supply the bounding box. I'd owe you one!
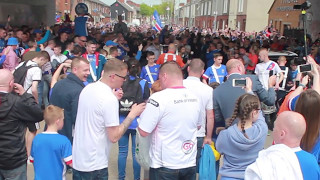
[27,121,273,180]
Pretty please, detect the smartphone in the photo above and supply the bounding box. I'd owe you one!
[269,70,274,77]
[298,64,312,73]
[295,80,300,88]
[232,79,247,87]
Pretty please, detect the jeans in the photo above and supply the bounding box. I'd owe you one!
[37,79,44,108]
[0,164,27,180]
[118,129,140,180]
[196,137,204,173]
[42,74,52,107]
[149,166,196,180]
[73,168,108,180]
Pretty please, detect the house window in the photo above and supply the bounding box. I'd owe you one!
[205,2,208,15]
[238,0,244,12]
[208,1,212,15]
[223,0,228,14]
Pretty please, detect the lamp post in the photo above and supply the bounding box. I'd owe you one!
[213,0,218,30]
[166,6,170,25]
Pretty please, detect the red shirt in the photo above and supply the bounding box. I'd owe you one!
[156,51,185,67]
[247,53,258,71]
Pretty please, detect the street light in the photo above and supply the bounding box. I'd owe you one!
[213,11,218,30]
[166,7,170,25]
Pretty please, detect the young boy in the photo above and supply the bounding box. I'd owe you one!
[30,105,72,180]
[51,44,67,70]
[202,53,227,84]
[62,41,74,59]
[140,51,160,88]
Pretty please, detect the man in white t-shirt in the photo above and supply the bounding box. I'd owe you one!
[255,49,284,90]
[183,58,214,173]
[14,51,50,158]
[72,59,145,179]
[138,61,201,180]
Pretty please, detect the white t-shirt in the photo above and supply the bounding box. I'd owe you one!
[183,76,213,137]
[72,81,119,172]
[50,54,67,69]
[139,87,201,169]
[255,60,282,90]
[15,61,41,94]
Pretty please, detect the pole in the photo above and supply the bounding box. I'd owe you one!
[302,10,308,58]
[213,0,218,30]
[188,0,192,27]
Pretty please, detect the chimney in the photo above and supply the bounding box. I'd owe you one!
[117,0,125,3]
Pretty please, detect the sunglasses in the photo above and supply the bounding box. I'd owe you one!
[115,73,126,80]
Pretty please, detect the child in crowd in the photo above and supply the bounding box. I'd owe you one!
[62,41,74,59]
[140,51,160,88]
[51,44,67,70]
[30,105,72,180]
[216,91,268,180]
[202,53,227,84]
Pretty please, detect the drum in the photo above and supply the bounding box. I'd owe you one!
[75,3,88,15]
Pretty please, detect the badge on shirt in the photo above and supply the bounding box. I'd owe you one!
[148,99,159,107]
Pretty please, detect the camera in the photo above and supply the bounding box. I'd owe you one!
[293,1,311,10]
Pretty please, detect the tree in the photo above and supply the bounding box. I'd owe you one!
[140,3,153,16]
[152,1,174,15]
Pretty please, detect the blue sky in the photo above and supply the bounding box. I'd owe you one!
[101,0,161,6]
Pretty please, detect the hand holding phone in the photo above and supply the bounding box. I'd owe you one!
[298,64,312,73]
[232,79,247,87]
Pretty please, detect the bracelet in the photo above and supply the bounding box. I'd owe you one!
[298,83,306,88]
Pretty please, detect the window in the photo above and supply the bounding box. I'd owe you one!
[208,1,212,15]
[237,21,240,29]
[222,20,225,28]
[238,0,244,12]
[205,2,208,15]
[201,3,203,16]
[223,0,228,14]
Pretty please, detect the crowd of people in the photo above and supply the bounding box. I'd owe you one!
[0,13,320,180]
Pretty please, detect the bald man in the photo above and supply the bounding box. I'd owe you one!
[213,59,276,135]
[245,111,320,180]
[139,61,201,180]
[156,43,185,67]
[255,48,284,90]
[0,69,43,180]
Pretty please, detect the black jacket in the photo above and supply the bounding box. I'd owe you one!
[0,92,43,170]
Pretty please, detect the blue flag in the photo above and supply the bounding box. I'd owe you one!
[152,10,162,32]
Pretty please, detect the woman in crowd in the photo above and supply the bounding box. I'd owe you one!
[295,89,320,165]
[216,82,268,179]
[118,58,150,180]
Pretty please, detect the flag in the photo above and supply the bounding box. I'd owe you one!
[152,10,162,32]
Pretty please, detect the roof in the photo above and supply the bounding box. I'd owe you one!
[268,0,276,14]
[89,0,110,7]
[111,1,134,12]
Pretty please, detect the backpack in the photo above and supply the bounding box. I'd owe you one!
[119,77,147,115]
[13,61,38,88]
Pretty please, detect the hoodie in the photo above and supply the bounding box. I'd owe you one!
[0,92,43,170]
[216,111,268,179]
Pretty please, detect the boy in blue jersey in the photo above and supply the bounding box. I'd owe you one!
[140,51,160,88]
[202,53,227,84]
[30,105,72,180]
